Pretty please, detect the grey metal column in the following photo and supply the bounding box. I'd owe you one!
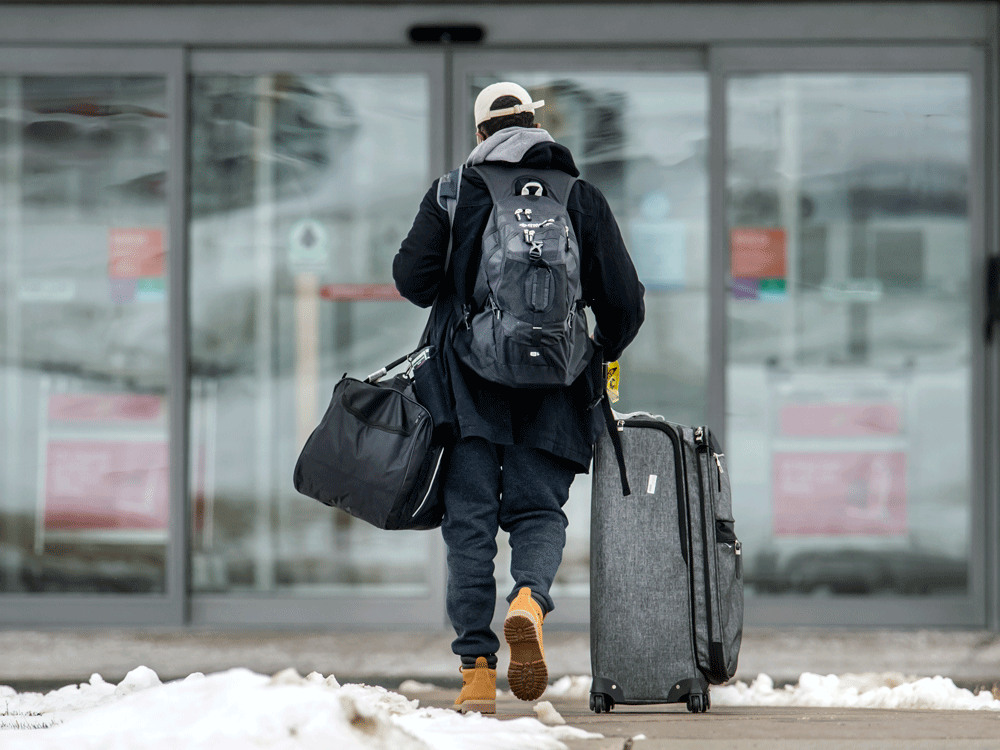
[707,47,728,447]
[167,46,191,624]
[988,2,1000,633]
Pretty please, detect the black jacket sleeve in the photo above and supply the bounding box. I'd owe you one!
[573,182,645,362]
[393,181,449,308]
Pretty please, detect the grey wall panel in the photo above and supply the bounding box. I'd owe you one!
[0,3,993,47]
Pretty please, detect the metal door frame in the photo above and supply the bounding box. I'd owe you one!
[186,49,449,628]
[710,44,991,628]
[0,47,188,626]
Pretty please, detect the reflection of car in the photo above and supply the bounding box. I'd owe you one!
[775,549,967,595]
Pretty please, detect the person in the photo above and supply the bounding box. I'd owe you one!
[393,81,645,714]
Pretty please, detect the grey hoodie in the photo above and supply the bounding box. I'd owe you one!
[465,127,555,167]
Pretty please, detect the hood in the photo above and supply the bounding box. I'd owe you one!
[465,127,580,177]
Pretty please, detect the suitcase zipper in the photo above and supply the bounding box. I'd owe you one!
[694,441,717,675]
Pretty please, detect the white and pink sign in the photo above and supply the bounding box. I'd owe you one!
[44,441,169,531]
[773,451,907,536]
[780,403,902,438]
[42,393,168,535]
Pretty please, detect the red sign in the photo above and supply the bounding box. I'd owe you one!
[108,228,165,279]
[318,283,402,301]
[780,403,902,438]
[731,227,787,278]
[44,441,169,531]
[773,452,907,536]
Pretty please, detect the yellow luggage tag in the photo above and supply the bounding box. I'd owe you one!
[606,360,620,403]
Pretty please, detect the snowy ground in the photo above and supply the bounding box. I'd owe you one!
[2,667,998,749]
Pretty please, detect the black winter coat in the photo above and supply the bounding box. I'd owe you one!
[392,135,645,473]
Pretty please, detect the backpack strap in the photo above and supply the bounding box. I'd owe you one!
[419,166,464,348]
[436,165,464,272]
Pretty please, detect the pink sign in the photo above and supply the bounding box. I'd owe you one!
[773,452,907,536]
[48,394,163,424]
[108,228,165,279]
[44,441,169,531]
[780,403,902,437]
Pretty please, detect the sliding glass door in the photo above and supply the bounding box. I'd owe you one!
[0,48,186,624]
[187,51,447,625]
[713,46,987,626]
[453,50,712,623]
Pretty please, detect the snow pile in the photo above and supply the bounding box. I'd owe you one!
[532,701,565,725]
[397,679,439,694]
[543,675,591,700]
[0,667,602,750]
[713,672,1000,711]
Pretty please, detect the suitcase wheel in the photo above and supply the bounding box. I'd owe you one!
[686,693,709,713]
[589,693,613,713]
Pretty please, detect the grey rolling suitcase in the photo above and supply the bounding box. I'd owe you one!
[589,408,743,714]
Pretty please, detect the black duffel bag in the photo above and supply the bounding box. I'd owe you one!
[293,347,446,530]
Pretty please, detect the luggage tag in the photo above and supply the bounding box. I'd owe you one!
[605,360,620,403]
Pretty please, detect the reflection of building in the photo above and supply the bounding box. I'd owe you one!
[0,2,997,633]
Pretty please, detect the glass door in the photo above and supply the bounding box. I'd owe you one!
[0,48,185,624]
[453,50,711,624]
[187,51,447,625]
[713,46,987,626]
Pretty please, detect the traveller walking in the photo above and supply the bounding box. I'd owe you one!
[392,81,645,713]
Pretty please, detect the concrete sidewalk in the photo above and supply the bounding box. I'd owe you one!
[413,689,1000,750]
[2,627,999,748]
[1,627,999,690]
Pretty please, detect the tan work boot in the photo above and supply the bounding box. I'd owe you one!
[452,656,496,714]
[504,587,548,701]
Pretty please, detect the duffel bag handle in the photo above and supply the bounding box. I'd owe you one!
[365,346,436,384]
[365,353,411,384]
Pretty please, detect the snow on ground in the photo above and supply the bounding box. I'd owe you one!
[712,672,1000,711]
[3,667,999,750]
[0,667,601,750]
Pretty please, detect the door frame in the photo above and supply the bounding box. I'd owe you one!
[710,44,990,627]
[0,46,188,625]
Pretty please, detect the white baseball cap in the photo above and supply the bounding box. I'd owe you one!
[474,81,545,128]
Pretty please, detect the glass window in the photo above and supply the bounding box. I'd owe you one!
[0,75,170,593]
[726,73,972,597]
[189,73,433,595]
[466,71,710,599]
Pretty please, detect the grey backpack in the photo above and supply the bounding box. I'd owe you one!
[454,164,591,388]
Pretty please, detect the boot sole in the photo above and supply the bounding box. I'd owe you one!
[504,611,547,701]
[452,699,495,714]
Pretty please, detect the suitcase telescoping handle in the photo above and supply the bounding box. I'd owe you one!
[600,387,631,496]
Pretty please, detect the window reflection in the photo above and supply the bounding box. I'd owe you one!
[189,73,431,594]
[0,76,169,593]
[726,74,971,597]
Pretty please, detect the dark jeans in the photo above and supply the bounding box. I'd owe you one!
[441,437,575,667]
